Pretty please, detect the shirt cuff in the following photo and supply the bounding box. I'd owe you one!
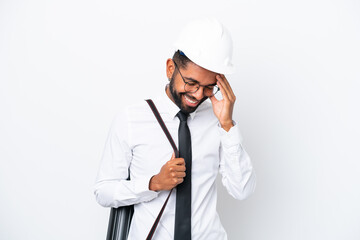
[218,121,243,148]
[134,175,159,201]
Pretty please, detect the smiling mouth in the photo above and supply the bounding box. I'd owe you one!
[184,94,199,106]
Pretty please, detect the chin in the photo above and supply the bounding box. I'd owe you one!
[180,105,197,114]
[180,95,207,114]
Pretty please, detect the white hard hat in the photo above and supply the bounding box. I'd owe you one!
[173,18,235,74]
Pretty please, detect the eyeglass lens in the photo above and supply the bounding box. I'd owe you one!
[184,84,219,97]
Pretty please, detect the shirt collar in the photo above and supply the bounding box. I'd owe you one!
[162,87,197,121]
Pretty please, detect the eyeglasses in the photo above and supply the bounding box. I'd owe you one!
[173,60,220,97]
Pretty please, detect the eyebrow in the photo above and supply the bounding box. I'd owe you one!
[183,77,217,86]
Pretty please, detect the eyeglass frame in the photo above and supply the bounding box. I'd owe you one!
[172,60,220,97]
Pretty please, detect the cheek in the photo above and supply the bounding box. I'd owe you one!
[173,80,186,93]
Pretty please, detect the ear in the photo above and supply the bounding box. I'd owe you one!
[166,58,175,79]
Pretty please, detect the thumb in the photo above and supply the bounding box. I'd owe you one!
[171,152,175,160]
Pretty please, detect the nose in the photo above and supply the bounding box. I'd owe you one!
[192,86,205,100]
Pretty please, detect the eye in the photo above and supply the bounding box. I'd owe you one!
[205,86,214,90]
[187,81,198,86]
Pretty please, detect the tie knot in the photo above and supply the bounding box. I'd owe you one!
[176,111,189,122]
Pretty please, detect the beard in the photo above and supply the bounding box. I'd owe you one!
[169,75,208,114]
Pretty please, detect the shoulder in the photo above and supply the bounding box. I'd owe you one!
[114,99,148,117]
[113,98,160,125]
[108,100,152,136]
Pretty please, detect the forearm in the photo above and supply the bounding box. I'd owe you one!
[94,176,158,208]
[219,146,256,200]
[218,123,256,200]
[94,111,158,208]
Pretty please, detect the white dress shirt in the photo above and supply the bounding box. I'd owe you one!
[94,91,256,240]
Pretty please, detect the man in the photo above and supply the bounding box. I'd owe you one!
[94,18,256,239]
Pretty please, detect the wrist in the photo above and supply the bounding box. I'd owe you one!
[220,120,234,132]
[149,175,161,191]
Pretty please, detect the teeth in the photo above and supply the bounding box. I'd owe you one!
[185,95,198,104]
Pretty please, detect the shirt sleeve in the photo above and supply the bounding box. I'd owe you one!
[218,121,256,200]
[94,110,159,208]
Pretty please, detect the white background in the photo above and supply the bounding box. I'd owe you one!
[1,0,359,239]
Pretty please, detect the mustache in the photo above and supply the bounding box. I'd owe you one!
[182,93,207,102]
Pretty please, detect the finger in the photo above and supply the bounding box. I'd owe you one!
[170,169,185,177]
[172,164,186,172]
[168,164,186,173]
[176,171,186,178]
[168,158,185,166]
[218,74,236,100]
[170,170,186,178]
[177,178,184,184]
[217,75,232,98]
[174,157,185,165]
[171,152,175,160]
[217,76,230,100]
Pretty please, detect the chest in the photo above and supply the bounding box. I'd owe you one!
[129,117,220,178]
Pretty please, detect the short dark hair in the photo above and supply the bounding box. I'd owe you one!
[172,50,193,69]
